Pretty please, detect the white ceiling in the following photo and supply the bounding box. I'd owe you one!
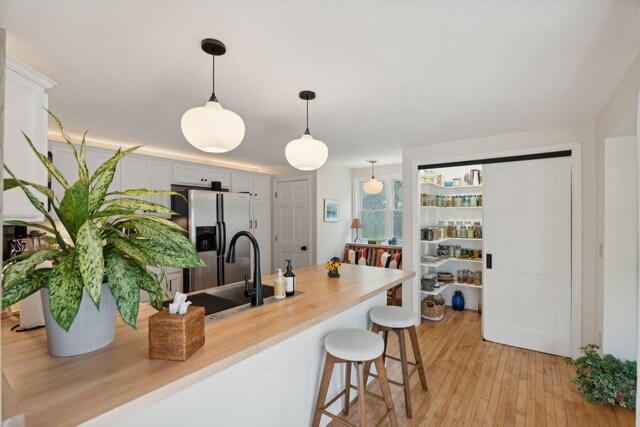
[1,0,639,170]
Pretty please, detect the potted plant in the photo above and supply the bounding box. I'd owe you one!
[325,257,341,278]
[2,112,204,356]
[564,344,636,409]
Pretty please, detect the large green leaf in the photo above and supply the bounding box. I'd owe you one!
[109,235,157,266]
[104,198,175,215]
[4,178,55,200]
[89,161,117,212]
[3,249,59,289]
[47,110,89,181]
[138,269,164,311]
[108,189,185,200]
[48,252,84,331]
[105,252,140,328]
[2,268,52,309]
[3,165,58,227]
[134,238,204,268]
[4,220,55,234]
[90,146,139,184]
[20,130,70,189]
[93,208,135,219]
[76,220,104,307]
[117,214,186,233]
[58,179,89,241]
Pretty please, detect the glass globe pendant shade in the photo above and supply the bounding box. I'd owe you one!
[285,133,328,171]
[363,177,384,194]
[181,101,245,153]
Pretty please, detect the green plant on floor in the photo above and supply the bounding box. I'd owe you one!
[2,111,205,331]
[564,344,636,409]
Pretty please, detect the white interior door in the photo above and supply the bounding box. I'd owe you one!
[274,179,311,270]
[483,156,572,356]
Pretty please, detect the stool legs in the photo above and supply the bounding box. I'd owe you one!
[408,325,428,391]
[365,323,429,419]
[313,354,397,427]
[356,362,367,426]
[343,361,352,415]
[375,356,399,427]
[312,354,336,427]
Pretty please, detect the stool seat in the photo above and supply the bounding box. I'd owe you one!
[325,329,384,361]
[370,306,418,329]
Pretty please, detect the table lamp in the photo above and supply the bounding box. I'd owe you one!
[351,218,362,243]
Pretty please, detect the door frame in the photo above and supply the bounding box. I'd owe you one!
[272,176,313,272]
[407,142,582,357]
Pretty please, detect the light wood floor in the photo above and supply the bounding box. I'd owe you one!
[328,307,635,426]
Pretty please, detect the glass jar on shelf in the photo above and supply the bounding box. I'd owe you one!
[446,196,453,208]
[465,221,475,238]
[453,195,462,207]
[474,271,482,285]
[477,194,483,206]
[461,195,470,207]
[473,221,482,239]
[469,194,477,207]
[447,221,456,238]
[457,221,465,238]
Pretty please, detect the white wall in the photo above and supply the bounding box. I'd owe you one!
[351,163,402,179]
[402,121,596,348]
[603,135,638,361]
[595,51,640,352]
[316,165,353,263]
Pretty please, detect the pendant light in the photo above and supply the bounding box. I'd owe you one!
[285,90,328,170]
[363,160,383,194]
[181,39,245,153]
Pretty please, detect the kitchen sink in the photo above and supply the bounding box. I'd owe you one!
[207,282,274,304]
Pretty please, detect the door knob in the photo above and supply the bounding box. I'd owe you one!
[301,246,307,251]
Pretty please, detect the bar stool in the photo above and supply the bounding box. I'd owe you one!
[312,329,398,427]
[365,306,428,418]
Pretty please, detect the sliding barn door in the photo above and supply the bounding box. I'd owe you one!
[483,156,572,356]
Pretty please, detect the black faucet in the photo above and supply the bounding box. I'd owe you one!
[225,231,263,307]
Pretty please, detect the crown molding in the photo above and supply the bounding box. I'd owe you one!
[7,57,57,90]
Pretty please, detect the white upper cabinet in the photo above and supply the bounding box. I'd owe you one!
[147,158,173,214]
[231,171,270,200]
[173,163,230,189]
[4,58,56,221]
[120,155,148,200]
[230,171,254,194]
[252,175,270,200]
[49,143,79,205]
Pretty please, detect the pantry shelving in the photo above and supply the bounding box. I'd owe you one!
[419,166,484,313]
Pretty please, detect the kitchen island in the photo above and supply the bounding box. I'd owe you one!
[2,264,414,426]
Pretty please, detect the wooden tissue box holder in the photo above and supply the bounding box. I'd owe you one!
[149,306,205,361]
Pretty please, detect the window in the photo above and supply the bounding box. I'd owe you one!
[355,177,403,242]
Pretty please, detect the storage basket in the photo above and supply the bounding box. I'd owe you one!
[421,295,445,321]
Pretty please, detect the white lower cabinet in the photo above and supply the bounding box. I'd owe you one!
[142,267,183,302]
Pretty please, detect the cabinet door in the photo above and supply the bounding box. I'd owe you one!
[120,155,149,202]
[87,148,121,194]
[230,171,253,194]
[203,167,230,189]
[252,198,270,247]
[50,144,80,207]
[165,272,183,300]
[147,159,173,216]
[4,66,49,221]
[260,246,272,276]
[252,175,270,200]
[173,163,205,185]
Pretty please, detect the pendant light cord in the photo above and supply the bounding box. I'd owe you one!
[304,99,310,135]
[371,161,375,179]
[209,54,218,102]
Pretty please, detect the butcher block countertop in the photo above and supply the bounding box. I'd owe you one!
[1,264,414,426]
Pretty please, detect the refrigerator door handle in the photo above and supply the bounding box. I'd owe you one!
[221,221,227,257]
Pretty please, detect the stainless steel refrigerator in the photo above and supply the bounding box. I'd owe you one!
[171,187,251,292]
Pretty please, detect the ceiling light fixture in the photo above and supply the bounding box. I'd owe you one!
[285,90,328,170]
[363,160,383,194]
[181,39,245,153]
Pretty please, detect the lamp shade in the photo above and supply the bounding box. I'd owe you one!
[363,178,383,194]
[285,133,328,170]
[350,218,362,229]
[181,101,245,153]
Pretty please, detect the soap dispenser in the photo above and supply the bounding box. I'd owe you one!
[274,269,286,299]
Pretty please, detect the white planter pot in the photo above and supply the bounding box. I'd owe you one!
[40,283,116,357]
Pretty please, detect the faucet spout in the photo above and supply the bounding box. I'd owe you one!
[225,231,263,307]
